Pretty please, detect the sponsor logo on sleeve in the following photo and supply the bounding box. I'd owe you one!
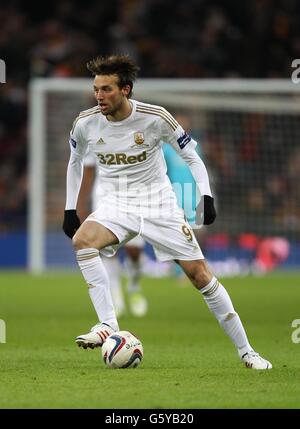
[69,137,77,148]
[177,132,191,149]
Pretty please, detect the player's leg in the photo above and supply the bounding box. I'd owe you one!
[178,259,272,369]
[102,255,126,318]
[72,220,120,348]
[125,236,148,317]
[72,205,140,349]
[142,211,272,370]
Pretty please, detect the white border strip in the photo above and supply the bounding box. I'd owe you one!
[28,81,46,273]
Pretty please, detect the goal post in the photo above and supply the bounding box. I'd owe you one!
[28,78,300,272]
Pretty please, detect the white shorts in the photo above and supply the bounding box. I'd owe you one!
[85,205,204,262]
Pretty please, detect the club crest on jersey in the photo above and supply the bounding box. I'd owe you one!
[134,132,145,145]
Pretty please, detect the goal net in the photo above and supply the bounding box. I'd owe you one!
[29,79,300,272]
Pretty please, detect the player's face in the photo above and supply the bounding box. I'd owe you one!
[93,74,129,117]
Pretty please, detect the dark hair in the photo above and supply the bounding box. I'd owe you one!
[87,54,140,98]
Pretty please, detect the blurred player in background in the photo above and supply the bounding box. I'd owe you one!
[63,54,272,370]
[78,150,148,317]
[123,235,148,316]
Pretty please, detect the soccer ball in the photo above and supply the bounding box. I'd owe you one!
[101,330,143,369]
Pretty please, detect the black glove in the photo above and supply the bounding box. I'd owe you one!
[63,210,81,238]
[203,195,216,225]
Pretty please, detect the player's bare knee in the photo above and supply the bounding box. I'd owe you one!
[179,259,212,289]
[72,232,91,251]
[193,261,213,290]
[72,221,99,250]
[193,271,212,290]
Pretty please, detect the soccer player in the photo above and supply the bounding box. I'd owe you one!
[63,54,272,369]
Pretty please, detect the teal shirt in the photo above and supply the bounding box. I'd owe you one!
[163,142,202,225]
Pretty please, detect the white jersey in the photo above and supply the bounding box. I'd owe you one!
[66,99,212,217]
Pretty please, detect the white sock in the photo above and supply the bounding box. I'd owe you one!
[125,257,141,294]
[102,256,125,314]
[76,248,119,331]
[200,277,253,357]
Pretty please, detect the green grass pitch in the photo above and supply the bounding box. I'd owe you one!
[0,271,300,409]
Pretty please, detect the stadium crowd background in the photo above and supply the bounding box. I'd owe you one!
[1,0,300,269]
